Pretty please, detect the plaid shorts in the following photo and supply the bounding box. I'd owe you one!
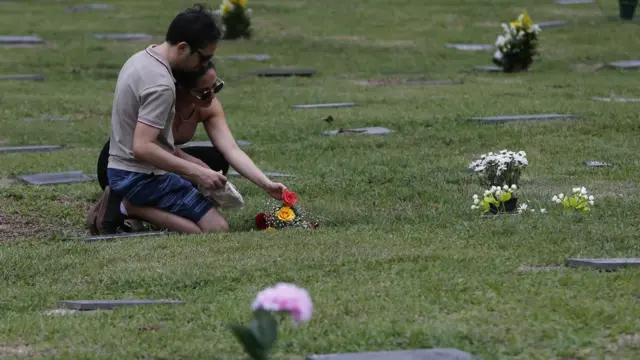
[107,168,213,223]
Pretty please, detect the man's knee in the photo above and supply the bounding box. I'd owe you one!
[197,208,229,233]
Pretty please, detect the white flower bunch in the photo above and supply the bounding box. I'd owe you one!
[552,187,595,213]
[492,11,541,72]
[471,184,517,213]
[469,150,528,187]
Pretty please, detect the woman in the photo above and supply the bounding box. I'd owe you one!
[96,62,229,190]
[92,62,286,234]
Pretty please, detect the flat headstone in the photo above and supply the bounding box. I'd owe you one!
[83,231,167,243]
[605,60,640,69]
[23,116,69,122]
[228,170,294,178]
[306,348,475,360]
[17,171,94,185]
[538,20,569,28]
[0,35,44,44]
[472,65,502,72]
[353,78,461,86]
[65,4,114,12]
[0,178,16,188]
[322,126,395,136]
[445,43,492,51]
[566,258,640,271]
[294,102,358,109]
[92,33,153,41]
[254,68,316,77]
[56,299,185,311]
[179,140,251,147]
[592,97,640,102]
[0,74,45,81]
[468,113,577,123]
[584,160,616,167]
[553,0,594,4]
[220,54,270,61]
[0,145,62,154]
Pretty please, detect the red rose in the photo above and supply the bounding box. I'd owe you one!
[282,189,297,207]
[255,213,267,230]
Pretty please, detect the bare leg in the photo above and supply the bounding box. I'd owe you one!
[123,200,202,234]
[197,207,229,233]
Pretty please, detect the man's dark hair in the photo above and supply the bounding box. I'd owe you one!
[174,61,215,89]
[166,3,222,51]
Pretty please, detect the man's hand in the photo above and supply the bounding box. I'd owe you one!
[263,181,287,200]
[194,168,227,190]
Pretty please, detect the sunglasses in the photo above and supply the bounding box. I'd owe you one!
[190,77,224,101]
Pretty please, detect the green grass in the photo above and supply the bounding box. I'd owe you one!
[2,0,640,358]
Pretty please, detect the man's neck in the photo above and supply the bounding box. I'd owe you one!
[155,42,176,67]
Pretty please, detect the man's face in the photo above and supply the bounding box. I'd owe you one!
[176,41,218,71]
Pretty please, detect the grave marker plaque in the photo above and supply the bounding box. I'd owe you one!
[65,4,114,12]
[294,102,358,109]
[83,231,167,243]
[57,299,185,311]
[605,60,640,69]
[538,20,569,28]
[472,65,502,72]
[306,348,475,360]
[220,54,270,61]
[254,68,316,77]
[553,0,594,4]
[0,35,44,45]
[566,258,640,271]
[584,160,616,167]
[17,171,94,185]
[0,74,45,81]
[468,114,577,124]
[322,126,395,136]
[445,43,493,51]
[0,145,62,154]
[93,33,153,41]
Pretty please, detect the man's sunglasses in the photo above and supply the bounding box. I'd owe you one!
[190,78,224,101]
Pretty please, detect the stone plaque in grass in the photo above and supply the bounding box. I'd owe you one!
[56,299,185,311]
[228,170,294,178]
[445,43,493,51]
[605,60,640,69]
[553,0,594,4]
[306,348,475,360]
[566,258,640,271]
[179,140,252,147]
[467,113,577,124]
[0,74,45,81]
[353,78,461,86]
[219,54,270,61]
[65,4,114,12]
[322,126,395,136]
[0,35,44,44]
[83,231,167,243]
[92,33,153,41]
[584,160,616,167]
[592,96,640,102]
[472,65,502,72]
[23,116,69,122]
[253,68,316,77]
[17,171,94,185]
[294,102,358,109]
[538,20,569,28]
[0,145,62,154]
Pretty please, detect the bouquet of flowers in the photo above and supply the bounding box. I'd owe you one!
[255,189,319,231]
[469,150,528,187]
[552,187,595,213]
[229,283,313,360]
[471,185,519,215]
[492,11,541,72]
[217,0,253,40]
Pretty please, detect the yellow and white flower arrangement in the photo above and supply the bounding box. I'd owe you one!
[216,0,253,40]
[552,187,595,213]
[492,11,541,72]
[471,185,519,215]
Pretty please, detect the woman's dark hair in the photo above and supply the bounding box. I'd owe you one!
[166,3,222,52]
[174,61,215,90]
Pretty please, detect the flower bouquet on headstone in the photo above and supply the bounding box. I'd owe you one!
[552,187,595,213]
[228,283,313,360]
[469,150,528,188]
[492,11,541,72]
[216,0,252,40]
[255,189,320,231]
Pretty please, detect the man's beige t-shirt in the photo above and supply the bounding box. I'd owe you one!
[108,45,176,175]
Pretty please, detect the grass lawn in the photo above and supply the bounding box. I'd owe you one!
[2,0,640,358]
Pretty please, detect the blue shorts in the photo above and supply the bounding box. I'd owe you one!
[107,168,213,223]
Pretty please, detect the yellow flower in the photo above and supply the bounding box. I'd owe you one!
[276,206,296,222]
[229,0,247,8]
[221,0,233,15]
[521,11,533,29]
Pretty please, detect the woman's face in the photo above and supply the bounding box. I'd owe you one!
[189,69,219,107]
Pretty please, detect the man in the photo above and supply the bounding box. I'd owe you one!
[87,4,235,234]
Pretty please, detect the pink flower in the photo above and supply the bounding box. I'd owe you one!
[251,283,313,324]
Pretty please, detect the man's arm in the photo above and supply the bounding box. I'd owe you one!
[132,86,225,188]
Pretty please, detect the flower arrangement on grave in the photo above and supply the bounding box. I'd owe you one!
[471,185,520,215]
[469,150,528,188]
[229,283,313,360]
[552,187,595,213]
[255,189,320,231]
[492,11,541,73]
[217,0,253,40]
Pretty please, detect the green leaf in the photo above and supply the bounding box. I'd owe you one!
[228,324,270,360]
[249,309,279,351]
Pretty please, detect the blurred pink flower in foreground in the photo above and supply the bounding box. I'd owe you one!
[251,283,313,324]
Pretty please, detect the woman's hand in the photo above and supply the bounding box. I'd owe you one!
[263,181,287,200]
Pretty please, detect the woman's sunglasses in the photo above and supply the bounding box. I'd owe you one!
[190,78,224,101]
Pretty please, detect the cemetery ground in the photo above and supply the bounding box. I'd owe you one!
[1,0,640,358]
